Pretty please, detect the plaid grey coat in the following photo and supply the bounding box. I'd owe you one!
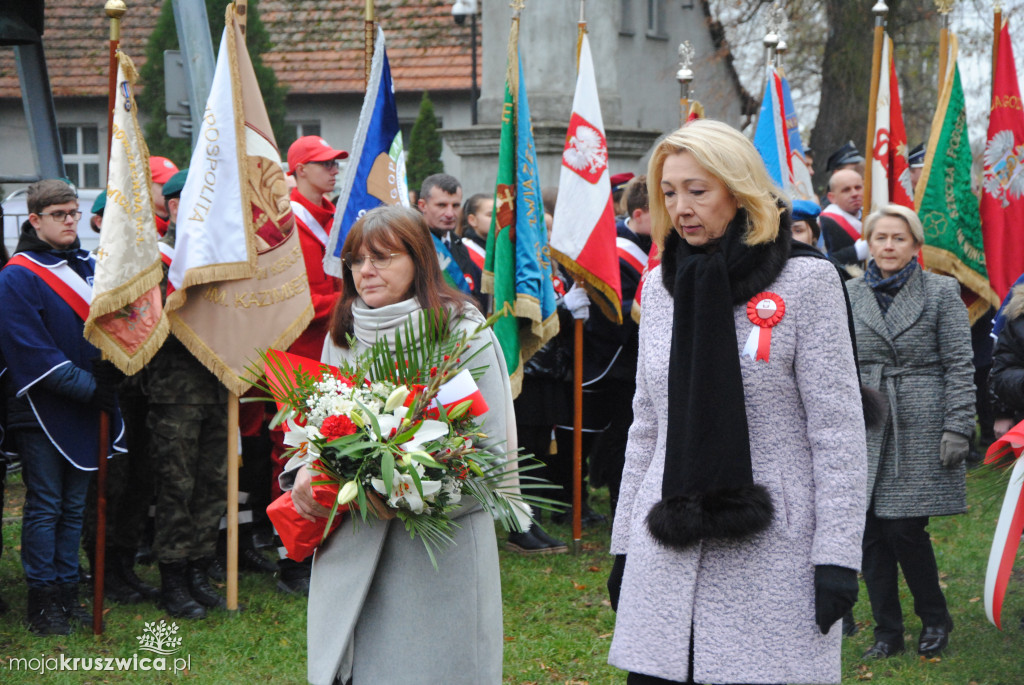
[848,268,974,518]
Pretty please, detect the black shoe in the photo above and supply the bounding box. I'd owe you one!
[158,562,206,619]
[26,586,71,636]
[58,582,96,629]
[842,610,859,637]
[527,524,568,553]
[918,614,953,657]
[276,558,311,596]
[206,557,227,582]
[135,544,155,566]
[505,529,564,555]
[241,547,278,574]
[0,592,7,615]
[863,638,905,659]
[112,549,160,601]
[187,560,227,609]
[103,569,145,604]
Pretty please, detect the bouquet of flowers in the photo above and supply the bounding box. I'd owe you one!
[248,311,553,568]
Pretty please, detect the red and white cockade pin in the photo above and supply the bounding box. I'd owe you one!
[742,291,785,362]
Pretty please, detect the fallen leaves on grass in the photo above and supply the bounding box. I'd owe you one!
[587,566,601,572]
[572,581,587,590]
[855,664,873,680]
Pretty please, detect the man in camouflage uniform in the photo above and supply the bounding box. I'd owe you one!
[147,169,228,619]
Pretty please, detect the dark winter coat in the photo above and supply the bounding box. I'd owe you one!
[848,268,974,518]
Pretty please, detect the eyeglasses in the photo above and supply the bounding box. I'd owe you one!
[308,160,340,171]
[38,210,82,222]
[342,252,403,270]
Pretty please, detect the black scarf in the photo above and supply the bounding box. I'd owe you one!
[864,257,919,315]
[647,207,790,550]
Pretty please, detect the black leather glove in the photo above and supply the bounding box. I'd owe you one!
[607,554,626,612]
[814,564,858,634]
[92,359,126,388]
[91,359,123,414]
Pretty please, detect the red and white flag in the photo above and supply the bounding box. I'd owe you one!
[869,34,914,212]
[549,33,622,324]
[981,21,1024,301]
[435,368,488,417]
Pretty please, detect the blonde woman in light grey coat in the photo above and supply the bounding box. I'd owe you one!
[608,120,867,684]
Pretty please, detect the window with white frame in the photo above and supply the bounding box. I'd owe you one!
[59,125,101,189]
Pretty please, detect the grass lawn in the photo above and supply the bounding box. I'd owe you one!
[0,466,1022,684]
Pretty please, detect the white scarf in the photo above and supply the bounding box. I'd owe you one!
[350,297,485,352]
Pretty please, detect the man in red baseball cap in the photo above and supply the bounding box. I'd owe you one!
[149,156,179,236]
[271,135,348,594]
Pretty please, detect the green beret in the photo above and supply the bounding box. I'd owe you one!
[162,168,189,199]
[91,191,107,215]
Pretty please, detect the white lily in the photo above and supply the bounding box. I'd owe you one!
[383,386,411,412]
[337,480,359,505]
[376,414,449,451]
[282,423,321,461]
[371,469,442,514]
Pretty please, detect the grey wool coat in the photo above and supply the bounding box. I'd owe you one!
[281,301,514,685]
[848,268,974,518]
[609,257,867,684]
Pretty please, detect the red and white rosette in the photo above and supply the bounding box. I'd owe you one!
[742,291,785,363]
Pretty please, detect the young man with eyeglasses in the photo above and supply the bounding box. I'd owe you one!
[0,179,126,634]
[269,136,349,594]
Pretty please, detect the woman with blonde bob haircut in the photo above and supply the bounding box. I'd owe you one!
[608,119,868,684]
[647,119,784,251]
[861,203,925,245]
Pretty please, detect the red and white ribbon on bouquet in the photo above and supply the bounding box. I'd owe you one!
[742,291,785,363]
[984,425,1024,629]
[435,368,489,416]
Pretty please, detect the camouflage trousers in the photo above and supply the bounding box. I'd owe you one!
[148,402,227,563]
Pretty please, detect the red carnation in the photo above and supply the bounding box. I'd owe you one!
[320,415,358,440]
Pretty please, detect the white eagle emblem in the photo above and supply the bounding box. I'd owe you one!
[983,129,1024,208]
[563,124,607,176]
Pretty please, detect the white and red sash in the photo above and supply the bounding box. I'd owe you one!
[820,204,863,242]
[616,236,648,275]
[158,241,175,267]
[6,253,92,321]
[291,201,329,247]
[464,238,486,271]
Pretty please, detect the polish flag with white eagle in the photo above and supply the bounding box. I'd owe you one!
[549,32,622,324]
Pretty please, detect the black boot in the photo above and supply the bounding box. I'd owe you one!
[113,548,159,601]
[26,585,71,636]
[58,582,95,629]
[276,557,311,596]
[187,559,226,609]
[159,561,206,619]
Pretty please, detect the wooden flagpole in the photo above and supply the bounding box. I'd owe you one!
[864,1,888,212]
[94,0,127,637]
[222,0,247,615]
[936,1,953,97]
[571,0,586,555]
[365,1,376,87]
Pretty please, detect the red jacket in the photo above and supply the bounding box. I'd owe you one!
[289,188,341,359]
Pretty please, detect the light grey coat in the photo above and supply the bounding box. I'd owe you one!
[281,300,514,685]
[609,257,867,684]
[848,268,974,518]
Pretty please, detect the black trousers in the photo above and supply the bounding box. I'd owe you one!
[862,508,948,643]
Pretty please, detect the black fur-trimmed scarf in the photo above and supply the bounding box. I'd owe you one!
[647,207,790,550]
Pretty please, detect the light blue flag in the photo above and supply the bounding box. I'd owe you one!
[753,67,790,192]
[432,233,472,294]
[512,55,558,349]
[324,27,408,278]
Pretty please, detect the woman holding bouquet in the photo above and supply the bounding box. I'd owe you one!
[607,120,867,684]
[282,205,517,685]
